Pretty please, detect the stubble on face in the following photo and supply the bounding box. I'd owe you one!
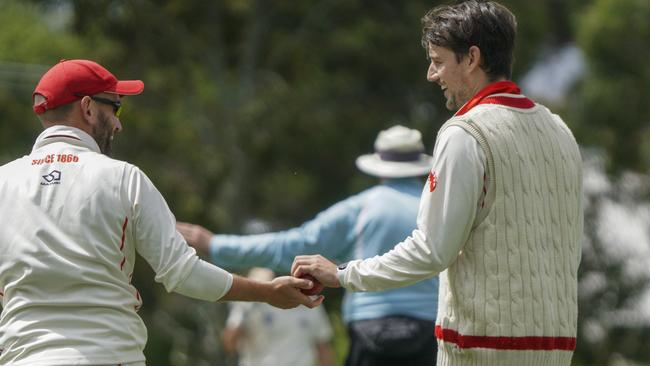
[444,90,460,111]
[92,110,114,156]
[441,60,472,111]
[428,44,473,112]
[445,76,472,111]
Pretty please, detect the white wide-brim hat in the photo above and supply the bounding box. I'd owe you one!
[356,125,432,178]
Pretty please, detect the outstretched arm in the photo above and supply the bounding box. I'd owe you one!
[177,196,363,272]
[220,275,324,309]
[123,166,322,309]
[292,127,485,292]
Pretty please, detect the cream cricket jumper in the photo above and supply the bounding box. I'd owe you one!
[338,83,583,366]
[435,97,583,365]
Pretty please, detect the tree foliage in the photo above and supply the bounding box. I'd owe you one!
[573,0,650,173]
[0,0,88,163]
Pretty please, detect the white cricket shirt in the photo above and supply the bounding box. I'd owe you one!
[0,126,233,365]
[227,303,333,366]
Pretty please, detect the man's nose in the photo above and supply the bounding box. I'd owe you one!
[427,63,439,82]
[114,119,122,133]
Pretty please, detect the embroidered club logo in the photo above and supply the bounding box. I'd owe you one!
[41,170,62,185]
[429,171,437,192]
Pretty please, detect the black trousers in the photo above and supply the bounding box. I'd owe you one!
[345,315,437,366]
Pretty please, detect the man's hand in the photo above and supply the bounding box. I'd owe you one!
[266,276,325,309]
[176,222,213,254]
[291,255,341,288]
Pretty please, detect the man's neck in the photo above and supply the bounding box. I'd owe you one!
[469,75,507,99]
[42,119,92,137]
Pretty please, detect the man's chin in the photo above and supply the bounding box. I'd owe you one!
[445,100,457,111]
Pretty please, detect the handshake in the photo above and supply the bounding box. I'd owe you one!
[176,222,341,310]
[248,255,342,310]
[291,255,341,295]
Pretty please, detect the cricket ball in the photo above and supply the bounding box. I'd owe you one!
[300,274,324,296]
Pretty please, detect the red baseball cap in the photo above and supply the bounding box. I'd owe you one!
[33,59,144,114]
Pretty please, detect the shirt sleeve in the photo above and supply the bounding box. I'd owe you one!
[209,195,364,273]
[124,165,233,301]
[340,126,485,291]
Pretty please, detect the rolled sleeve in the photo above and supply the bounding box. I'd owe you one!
[174,260,233,301]
[125,166,232,300]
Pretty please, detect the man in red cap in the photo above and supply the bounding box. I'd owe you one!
[0,59,322,366]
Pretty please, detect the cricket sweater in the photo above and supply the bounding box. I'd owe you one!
[338,82,583,366]
[434,97,583,365]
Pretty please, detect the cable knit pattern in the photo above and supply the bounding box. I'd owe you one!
[435,103,583,366]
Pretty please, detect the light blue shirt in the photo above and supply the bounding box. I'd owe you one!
[209,178,438,323]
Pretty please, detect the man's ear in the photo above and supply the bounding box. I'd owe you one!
[79,96,93,119]
[467,45,482,72]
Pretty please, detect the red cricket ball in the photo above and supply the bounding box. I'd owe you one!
[299,274,324,296]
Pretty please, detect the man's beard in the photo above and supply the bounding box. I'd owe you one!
[92,111,114,156]
[445,94,460,111]
[443,75,473,111]
[446,87,471,112]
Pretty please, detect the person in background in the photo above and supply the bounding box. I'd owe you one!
[0,59,321,366]
[177,125,439,366]
[222,268,335,366]
[291,1,583,365]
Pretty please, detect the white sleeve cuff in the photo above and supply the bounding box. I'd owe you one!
[173,260,233,301]
[337,268,347,288]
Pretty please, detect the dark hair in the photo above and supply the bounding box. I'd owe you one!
[421,0,517,79]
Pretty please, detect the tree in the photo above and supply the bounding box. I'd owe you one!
[573,0,650,173]
[576,153,650,365]
[0,0,88,164]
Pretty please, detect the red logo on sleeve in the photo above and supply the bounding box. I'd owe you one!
[429,171,437,192]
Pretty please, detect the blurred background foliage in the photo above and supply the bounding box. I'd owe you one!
[1,0,649,365]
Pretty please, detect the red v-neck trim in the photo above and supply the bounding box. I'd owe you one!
[454,81,534,116]
[479,95,535,110]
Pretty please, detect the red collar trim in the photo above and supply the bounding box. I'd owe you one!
[454,81,534,117]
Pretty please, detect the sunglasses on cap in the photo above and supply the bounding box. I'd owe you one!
[75,94,123,117]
